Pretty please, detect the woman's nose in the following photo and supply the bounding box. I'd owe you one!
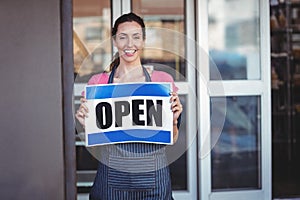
[127,37,133,47]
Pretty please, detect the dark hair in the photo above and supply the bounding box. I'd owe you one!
[109,12,146,71]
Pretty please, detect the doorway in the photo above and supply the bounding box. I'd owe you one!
[73,0,198,199]
[71,1,273,200]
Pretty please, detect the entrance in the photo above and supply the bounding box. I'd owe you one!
[73,0,197,199]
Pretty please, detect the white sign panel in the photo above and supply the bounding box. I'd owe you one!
[85,82,173,146]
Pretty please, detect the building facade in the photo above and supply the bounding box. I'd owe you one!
[4,0,300,200]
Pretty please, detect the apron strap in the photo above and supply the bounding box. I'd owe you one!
[108,65,116,84]
[143,66,152,82]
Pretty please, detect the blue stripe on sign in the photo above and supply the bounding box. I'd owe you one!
[86,83,170,99]
[87,129,171,146]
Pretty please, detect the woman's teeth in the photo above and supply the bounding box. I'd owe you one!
[124,49,136,54]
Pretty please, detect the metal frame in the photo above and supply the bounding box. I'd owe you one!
[61,0,77,199]
[173,0,198,199]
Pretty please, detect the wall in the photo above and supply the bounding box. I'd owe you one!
[0,0,65,199]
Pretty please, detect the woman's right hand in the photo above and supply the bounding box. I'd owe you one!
[75,98,89,128]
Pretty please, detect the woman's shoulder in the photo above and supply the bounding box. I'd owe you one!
[151,70,174,82]
[87,72,109,85]
[81,72,109,96]
[151,70,178,92]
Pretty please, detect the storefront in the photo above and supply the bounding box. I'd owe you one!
[1,0,300,200]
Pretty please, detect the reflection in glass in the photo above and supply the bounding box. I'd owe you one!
[73,0,111,194]
[208,0,260,80]
[73,0,111,83]
[211,96,261,191]
[132,0,186,81]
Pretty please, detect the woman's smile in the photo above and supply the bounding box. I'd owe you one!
[124,49,137,57]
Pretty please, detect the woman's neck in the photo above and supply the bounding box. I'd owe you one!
[115,59,142,77]
[113,62,145,83]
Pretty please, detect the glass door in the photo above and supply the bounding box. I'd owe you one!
[197,0,272,200]
[73,0,198,199]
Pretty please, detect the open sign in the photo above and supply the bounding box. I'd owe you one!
[84,83,173,146]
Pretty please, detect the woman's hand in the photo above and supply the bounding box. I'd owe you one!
[75,98,89,128]
[170,92,183,143]
[170,92,183,125]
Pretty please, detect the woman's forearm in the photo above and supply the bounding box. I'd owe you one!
[173,121,179,143]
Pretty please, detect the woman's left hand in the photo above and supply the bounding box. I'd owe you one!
[170,92,183,126]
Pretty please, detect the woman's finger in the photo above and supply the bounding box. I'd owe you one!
[172,104,183,112]
[79,98,89,113]
[80,104,89,113]
[80,98,87,103]
[76,109,89,118]
[169,92,178,103]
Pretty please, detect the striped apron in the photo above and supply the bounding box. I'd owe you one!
[89,66,174,200]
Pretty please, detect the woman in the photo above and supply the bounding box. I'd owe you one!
[76,12,183,200]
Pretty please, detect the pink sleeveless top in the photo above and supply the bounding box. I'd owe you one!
[85,70,178,92]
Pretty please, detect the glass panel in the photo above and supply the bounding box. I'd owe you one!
[73,0,111,193]
[133,0,188,190]
[166,95,187,190]
[211,96,261,191]
[73,0,111,83]
[132,0,186,81]
[208,0,260,80]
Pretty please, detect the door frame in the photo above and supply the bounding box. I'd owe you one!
[61,0,77,199]
[196,0,272,200]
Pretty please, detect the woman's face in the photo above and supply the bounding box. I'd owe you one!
[113,21,145,65]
